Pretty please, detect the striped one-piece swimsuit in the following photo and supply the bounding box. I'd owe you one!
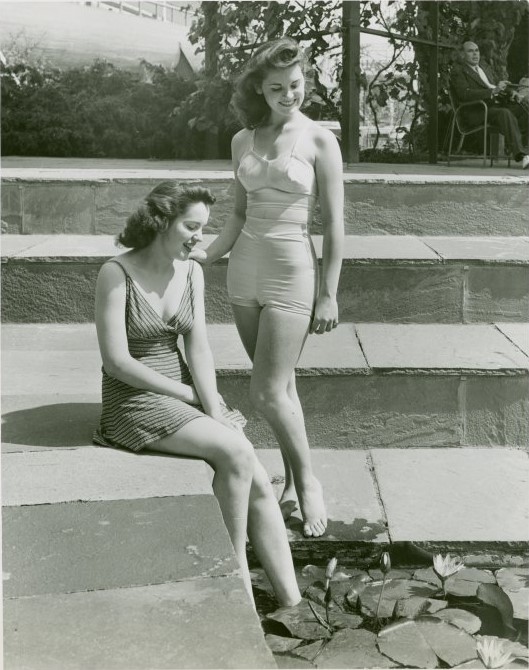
[93,258,244,452]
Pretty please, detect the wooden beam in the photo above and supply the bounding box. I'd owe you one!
[342,0,360,164]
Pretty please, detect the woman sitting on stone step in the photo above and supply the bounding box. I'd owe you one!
[93,180,301,609]
[190,37,344,538]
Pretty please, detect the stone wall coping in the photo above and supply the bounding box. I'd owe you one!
[3,234,529,265]
[2,167,528,185]
[3,322,528,379]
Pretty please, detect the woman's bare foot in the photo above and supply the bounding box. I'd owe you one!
[279,485,298,520]
[299,477,327,538]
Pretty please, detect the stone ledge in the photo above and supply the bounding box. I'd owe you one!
[2,323,528,379]
[2,234,529,265]
[3,577,276,670]
[2,165,528,185]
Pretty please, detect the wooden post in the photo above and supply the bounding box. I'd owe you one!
[342,0,361,164]
[203,1,220,158]
[428,1,439,164]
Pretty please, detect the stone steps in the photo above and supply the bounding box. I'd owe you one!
[1,445,276,669]
[3,234,529,323]
[3,322,528,447]
[2,166,528,236]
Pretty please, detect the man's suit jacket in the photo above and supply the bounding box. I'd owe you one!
[450,62,497,105]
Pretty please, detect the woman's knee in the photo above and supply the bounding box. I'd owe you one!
[249,380,285,414]
[250,459,275,499]
[216,432,255,478]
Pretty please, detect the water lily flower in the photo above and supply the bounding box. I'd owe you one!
[325,557,338,582]
[477,637,516,669]
[433,553,464,595]
[433,553,464,580]
[379,551,391,575]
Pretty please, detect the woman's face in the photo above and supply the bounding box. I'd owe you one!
[257,63,305,118]
[162,201,209,260]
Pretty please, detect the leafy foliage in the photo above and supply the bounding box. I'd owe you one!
[1,56,197,158]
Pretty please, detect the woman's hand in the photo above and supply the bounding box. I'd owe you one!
[310,295,339,334]
[188,247,208,264]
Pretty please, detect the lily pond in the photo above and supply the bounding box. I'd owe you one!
[251,554,529,669]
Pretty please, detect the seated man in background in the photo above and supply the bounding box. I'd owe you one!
[450,41,528,168]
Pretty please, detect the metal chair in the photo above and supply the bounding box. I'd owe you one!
[447,90,510,167]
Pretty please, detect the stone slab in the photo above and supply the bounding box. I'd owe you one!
[2,495,238,597]
[313,235,440,262]
[371,448,529,541]
[23,183,94,234]
[338,265,465,323]
[0,234,52,258]
[1,182,23,233]
[1,446,213,506]
[14,233,122,259]
[2,349,102,395]
[3,577,275,669]
[1,394,101,451]
[356,324,529,371]
[463,376,529,447]
[1,322,98,350]
[466,267,529,323]
[496,323,529,357]
[423,236,529,262]
[256,449,388,543]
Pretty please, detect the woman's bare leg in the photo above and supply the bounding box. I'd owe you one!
[232,304,327,538]
[229,305,297,518]
[247,457,301,606]
[149,417,255,602]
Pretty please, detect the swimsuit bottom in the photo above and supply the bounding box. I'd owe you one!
[227,217,318,317]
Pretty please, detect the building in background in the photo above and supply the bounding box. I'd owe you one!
[0,1,203,75]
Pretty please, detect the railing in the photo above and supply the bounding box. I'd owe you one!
[84,1,198,27]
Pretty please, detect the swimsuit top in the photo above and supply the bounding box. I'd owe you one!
[236,120,317,197]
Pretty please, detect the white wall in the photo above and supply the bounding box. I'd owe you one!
[0,1,202,70]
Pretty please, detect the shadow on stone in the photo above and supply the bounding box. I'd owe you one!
[2,403,100,447]
[287,517,388,542]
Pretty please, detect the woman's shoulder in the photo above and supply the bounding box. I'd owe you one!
[303,118,340,150]
[232,127,253,152]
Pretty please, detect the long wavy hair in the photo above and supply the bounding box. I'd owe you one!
[117,181,216,250]
[231,37,306,129]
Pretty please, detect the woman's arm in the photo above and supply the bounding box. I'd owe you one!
[312,127,344,334]
[95,262,199,404]
[191,132,247,265]
[182,263,224,420]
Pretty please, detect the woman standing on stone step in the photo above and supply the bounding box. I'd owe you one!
[190,37,344,538]
[93,181,301,609]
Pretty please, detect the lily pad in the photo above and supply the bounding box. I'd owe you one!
[345,573,373,608]
[267,600,332,640]
[457,568,496,584]
[359,579,439,619]
[266,634,303,653]
[368,569,413,581]
[496,568,529,592]
[507,589,529,621]
[317,628,397,668]
[452,661,486,669]
[446,579,480,597]
[413,567,441,586]
[417,616,477,666]
[291,640,325,663]
[329,611,363,630]
[432,608,482,634]
[476,583,516,636]
[394,596,448,619]
[274,654,315,669]
[377,619,438,668]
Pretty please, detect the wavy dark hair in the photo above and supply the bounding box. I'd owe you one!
[231,37,306,129]
[117,181,216,250]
